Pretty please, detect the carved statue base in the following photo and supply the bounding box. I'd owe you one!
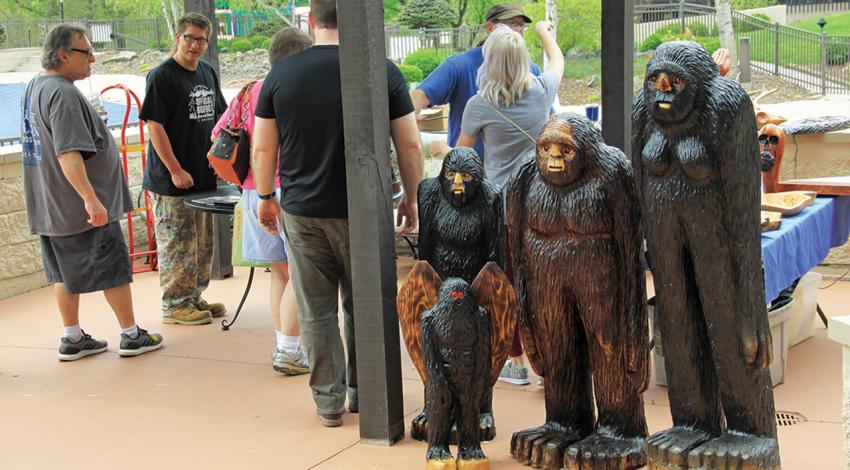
[410,411,496,443]
[646,427,780,469]
[425,457,490,470]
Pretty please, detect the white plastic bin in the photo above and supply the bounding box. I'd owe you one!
[787,271,823,347]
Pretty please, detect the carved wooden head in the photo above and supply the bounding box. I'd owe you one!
[643,41,716,127]
[758,123,786,193]
[440,147,484,208]
[536,117,583,186]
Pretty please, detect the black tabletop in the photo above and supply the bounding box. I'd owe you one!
[184,184,242,215]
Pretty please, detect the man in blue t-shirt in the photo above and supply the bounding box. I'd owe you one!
[411,4,539,158]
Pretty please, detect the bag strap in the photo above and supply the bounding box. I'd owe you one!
[226,81,257,130]
[481,98,537,145]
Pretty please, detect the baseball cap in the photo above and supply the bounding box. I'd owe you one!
[485,4,532,24]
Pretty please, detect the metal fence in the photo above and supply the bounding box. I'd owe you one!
[634,2,850,94]
[0,18,169,50]
[384,25,485,63]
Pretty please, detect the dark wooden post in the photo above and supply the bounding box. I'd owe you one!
[601,0,634,158]
[338,0,406,445]
[184,0,219,75]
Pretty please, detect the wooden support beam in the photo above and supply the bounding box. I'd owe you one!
[183,0,220,75]
[601,0,634,157]
[338,0,405,445]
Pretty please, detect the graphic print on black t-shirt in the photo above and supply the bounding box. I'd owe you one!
[188,85,216,121]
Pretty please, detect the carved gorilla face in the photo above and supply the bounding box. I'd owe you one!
[643,41,716,126]
[536,118,583,187]
[758,123,784,172]
[441,147,484,208]
[435,278,477,313]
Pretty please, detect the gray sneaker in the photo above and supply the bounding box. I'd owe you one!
[58,331,107,361]
[119,328,164,357]
[272,349,310,376]
[498,361,531,385]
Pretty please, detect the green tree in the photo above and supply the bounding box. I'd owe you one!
[733,0,778,9]
[524,0,601,61]
[398,0,455,29]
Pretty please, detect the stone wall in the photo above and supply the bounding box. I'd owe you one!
[0,128,148,300]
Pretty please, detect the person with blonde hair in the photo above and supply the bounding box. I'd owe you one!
[458,21,563,183]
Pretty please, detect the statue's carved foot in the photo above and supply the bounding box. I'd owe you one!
[411,411,429,441]
[646,426,712,469]
[426,445,453,461]
[510,422,585,469]
[478,412,496,442]
[563,429,646,470]
[412,411,496,444]
[426,458,457,470]
[686,431,780,469]
[457,457,489,470]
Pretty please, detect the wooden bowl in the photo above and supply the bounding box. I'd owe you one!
[761,191,815,216]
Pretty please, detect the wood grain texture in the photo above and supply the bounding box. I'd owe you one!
[397,260,442,383]
[470,262,519,387]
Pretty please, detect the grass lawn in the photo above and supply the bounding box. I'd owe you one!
[560,55,651,81]
[741,11,850,67]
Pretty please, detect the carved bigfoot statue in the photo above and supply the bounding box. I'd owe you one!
[632,41,780,469]
[411,147,505,441]
[507,114,649,470]
[398,261,519,470]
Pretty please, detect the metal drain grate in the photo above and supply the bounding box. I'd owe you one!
[775,411,806,427]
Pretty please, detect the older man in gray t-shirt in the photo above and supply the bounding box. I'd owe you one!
[21,24,163,361]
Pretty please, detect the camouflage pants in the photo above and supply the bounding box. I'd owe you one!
[151,193,213,314]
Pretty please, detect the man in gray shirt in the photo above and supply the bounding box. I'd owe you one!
[21,24,163,360]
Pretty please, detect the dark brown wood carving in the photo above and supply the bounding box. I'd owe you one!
[759,123,785,194]
[505,113,649,470]
[413,147,506,443]
[632,40,781,469]
[397,261,518,470]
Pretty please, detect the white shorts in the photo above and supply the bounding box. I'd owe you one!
[241,189,288,263]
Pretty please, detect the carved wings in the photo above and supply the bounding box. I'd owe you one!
[397,261,520,386]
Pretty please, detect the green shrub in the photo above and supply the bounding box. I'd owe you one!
[639,33,663,52]
[249,18,287,38]
[403,49,449,78]
[249,34,269,49]
[733,0,778,9]
[217,38,231,49]
[230,38,253,53]
[827,43,850,65]
[261,37,272,50]
[149,39,170,50]
[398,64,424,83]
[398,0,455,29]
[0,25,6,45]
[685,21,710,37]
[695,37,721,55]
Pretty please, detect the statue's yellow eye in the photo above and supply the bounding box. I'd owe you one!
[445,171,456,180]
[543,144,551,152]
[672,76,683,86]
[649,74,658,82]
[460,172,472,182]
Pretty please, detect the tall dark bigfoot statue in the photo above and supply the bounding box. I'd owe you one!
[411,147,505,442]
[506,114,649,470]
[398,261,519,470]
[632,41,780,469]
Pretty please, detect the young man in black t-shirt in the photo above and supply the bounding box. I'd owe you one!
[140,12,227,326]
[252,0,422,428]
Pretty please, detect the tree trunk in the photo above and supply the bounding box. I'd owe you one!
[169,0,181,34]
[716,0,737,75]
[161,0,175,37]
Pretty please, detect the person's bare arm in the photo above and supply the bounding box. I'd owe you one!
[536,21,564,80]
[57,151,107,227]
[146,120,194,189]
[410,88,432,121]
[390,112,423,234]
[252,116,282,236]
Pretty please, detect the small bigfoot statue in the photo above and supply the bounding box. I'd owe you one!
[412,147,505,442]
[506,113,649,470]
[632,41,781,469]
[398,261,519,470]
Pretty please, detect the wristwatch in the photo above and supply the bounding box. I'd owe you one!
[257,191,276,200]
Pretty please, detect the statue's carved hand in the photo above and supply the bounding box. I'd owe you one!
[741,317,773,369]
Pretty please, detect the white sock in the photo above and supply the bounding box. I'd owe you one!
[122,324,139,338]
[64,324,83,342]
[275,330,285,351]
[281,335,301,355]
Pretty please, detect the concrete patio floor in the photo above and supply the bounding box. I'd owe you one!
[0,258,846,469]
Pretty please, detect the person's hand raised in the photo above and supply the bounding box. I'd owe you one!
[535,20,555,37]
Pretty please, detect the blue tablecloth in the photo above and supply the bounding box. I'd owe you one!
[761,196,850,302]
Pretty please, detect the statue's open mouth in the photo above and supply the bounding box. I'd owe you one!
[657,102,672,110]
[548,159,565,172]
